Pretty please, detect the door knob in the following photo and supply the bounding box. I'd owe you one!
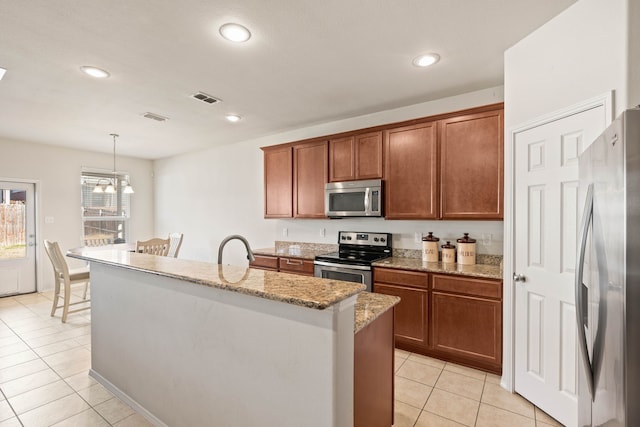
[513,273,526,282]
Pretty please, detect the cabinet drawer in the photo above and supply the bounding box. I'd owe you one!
[250,255,279,271]
[374,267,428,289]
[432,274,501,299]
[279,257,315,275]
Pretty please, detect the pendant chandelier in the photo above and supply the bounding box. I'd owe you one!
[93,133,134,194]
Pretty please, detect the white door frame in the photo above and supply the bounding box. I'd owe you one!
[501,92,613,391]
[0,177,42,293]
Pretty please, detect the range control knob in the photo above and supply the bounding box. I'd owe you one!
[374,237,379,242]
[347,236,352,240]
[341,236,346,240]
[380,238,386,242]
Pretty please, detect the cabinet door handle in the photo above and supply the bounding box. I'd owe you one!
[285,259,303,265]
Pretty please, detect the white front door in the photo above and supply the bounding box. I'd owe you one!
[0,181,36,295]
[513,105,607,427]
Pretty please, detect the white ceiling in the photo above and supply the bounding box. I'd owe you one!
[0,0,576,160]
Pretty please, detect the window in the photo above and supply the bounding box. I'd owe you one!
[81,171,131,246]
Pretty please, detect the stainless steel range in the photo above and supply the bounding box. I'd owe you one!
[314,231,392,292]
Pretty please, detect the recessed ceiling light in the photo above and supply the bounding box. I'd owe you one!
[0,67,6,81]
[225,114,242,122]
[80,66,110,78]
[219,23,251,43]
[412,53,440,68]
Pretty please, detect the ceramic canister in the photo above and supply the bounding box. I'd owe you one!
[422,232,440,262]
[456,233,476,265]
[441,241,456,264]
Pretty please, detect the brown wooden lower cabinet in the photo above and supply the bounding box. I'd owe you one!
[373,268,429,352]
[354,307,394,427]
[278,257,314,276]
[431,292,501,372]
[249,255,315,276]
[249,255,279,271]
[374,283,428,349]
[373,267,502,374]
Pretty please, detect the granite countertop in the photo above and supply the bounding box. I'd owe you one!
[372,257,503,280]
[67,248,364,310]
[354,292,400,334]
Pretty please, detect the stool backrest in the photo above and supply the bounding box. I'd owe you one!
[44,240,70,281]
[136,238,170,256]
[167,233,184,258]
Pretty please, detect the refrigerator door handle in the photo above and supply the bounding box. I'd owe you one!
[575,183,595,400]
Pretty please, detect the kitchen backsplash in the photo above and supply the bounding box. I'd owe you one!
[273,218,504,255]
[391,248,502,266]
[274,241,337,254]
[273,241,502,266]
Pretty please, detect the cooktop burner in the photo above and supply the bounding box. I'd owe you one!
[314,231,392,266]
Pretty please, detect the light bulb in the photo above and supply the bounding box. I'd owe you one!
[219,23,251,43]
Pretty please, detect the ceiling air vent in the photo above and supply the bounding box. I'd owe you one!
[191,92,221,104]
[142,112,169,122]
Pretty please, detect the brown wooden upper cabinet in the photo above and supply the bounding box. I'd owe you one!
[329,131,383,182]
[440,108,504,219]
[293,140,328,218]
[384,122,438,219]
[262,145,292,218]
[262,103,504,220]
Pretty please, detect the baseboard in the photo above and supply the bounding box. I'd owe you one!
[89,369,167,427]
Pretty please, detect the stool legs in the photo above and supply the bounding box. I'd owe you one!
[62,279,71,323]
[50,277,61,317]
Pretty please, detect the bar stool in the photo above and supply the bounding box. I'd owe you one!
[43,240,90,322]
[167,233,184,258]
[136,238,170,256]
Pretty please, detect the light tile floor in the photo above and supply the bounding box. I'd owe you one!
[0,288,152,427]
[392,351,564,426]
[1,289,565,427]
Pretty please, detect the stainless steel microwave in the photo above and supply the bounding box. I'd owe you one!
[325,179,383,218]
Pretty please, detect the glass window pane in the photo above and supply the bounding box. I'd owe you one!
[0,188,27,259]
[83,219,127,246]
[329,192,366,212]
[81,172,131,246]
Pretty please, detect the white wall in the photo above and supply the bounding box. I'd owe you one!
[0,137,154,290]
[154,86,505,266]
[629,0,640,107]
[504,0,632,129]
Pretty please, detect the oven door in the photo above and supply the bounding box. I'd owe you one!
[314,261,372,292]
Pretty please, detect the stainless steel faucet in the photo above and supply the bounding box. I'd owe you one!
[217,235,255,264]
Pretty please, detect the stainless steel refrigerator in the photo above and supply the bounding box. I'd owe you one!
[576,108,640,426]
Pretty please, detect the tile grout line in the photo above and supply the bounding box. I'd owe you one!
[473,372,488,427]
[412,363,444,427]
[0,388,24,427]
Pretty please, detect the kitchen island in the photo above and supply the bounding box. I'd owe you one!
[68,248,397,427]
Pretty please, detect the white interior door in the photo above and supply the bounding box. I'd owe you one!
[0,181,36,295]
[513,106,606,427]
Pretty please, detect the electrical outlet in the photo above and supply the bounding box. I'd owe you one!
[482,233,492,245]
[282,228,288,237]
[44,216,54,224]
[414,232,422,243]
[319,228,325,237]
